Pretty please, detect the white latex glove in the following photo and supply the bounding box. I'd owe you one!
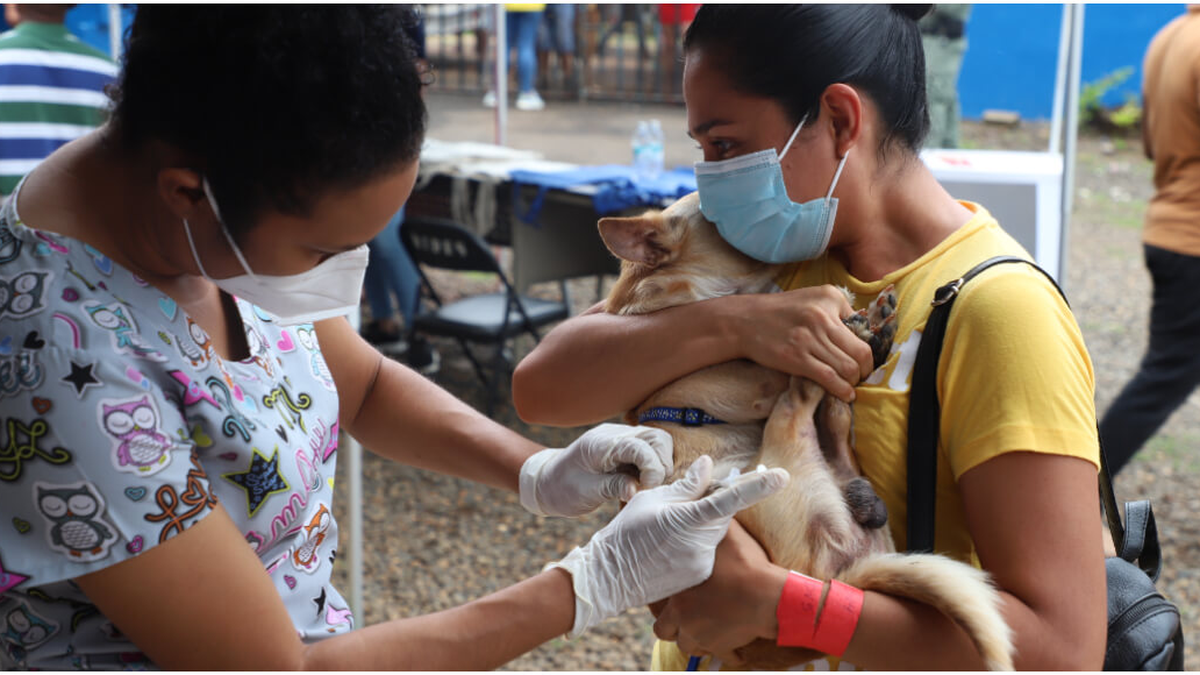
[546,456,789,638]
[520,423,673,518]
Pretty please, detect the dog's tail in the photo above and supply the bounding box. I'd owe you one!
[837,552,1015,671]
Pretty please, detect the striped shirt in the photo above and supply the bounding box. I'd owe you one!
[0,21,117,195]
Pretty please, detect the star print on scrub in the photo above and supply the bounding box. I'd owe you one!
[0,188,350,669]
[0,555,29,594]
[223,447,291,517]
[59,361,100,398]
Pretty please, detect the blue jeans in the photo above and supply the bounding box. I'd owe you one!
[537,5,576,54]
[363,207,419,326]
[506,10,541,93]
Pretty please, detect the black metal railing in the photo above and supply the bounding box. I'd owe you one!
[421,4,687,106]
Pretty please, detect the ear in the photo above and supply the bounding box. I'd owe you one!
[597,214,670,266]
[156,167,211,225]
[820,83,865,159]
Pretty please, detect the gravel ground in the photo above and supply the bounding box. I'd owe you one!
[330,119,1200,670]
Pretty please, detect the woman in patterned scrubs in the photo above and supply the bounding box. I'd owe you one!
[0,6,787,670]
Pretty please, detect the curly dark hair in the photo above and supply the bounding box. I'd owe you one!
[684,4,931,157]
[108,5,428,234]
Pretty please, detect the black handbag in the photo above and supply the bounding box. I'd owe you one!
[905,255,1185,670]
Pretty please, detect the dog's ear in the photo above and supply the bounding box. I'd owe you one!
[598,214,670,267]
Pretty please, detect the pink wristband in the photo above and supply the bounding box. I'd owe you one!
[775,572,864,657]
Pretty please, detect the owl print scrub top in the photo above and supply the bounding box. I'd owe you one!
[0,190,350,669]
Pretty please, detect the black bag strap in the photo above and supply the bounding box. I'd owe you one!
[904,255,1163,580]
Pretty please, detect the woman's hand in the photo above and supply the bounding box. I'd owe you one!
[519,424,674,517]
[549,457,788,637]
[732,286,874,402]
[651,519,789,664]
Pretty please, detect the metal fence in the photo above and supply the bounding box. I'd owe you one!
[421,4,688,105]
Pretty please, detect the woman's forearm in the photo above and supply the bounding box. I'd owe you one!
[317,317,542,493]
[513,297,744,426]
[351,356,543,492]
[842,585,1103,670]
[305,569,575,670]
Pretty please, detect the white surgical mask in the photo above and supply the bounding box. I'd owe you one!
[182,178,370,327]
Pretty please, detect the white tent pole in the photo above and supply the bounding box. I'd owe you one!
[1059,3,1085,288]
[107,4,122,61]
[346,435,364,621]
[345,310,365,622]
[1049,3,1073,154]
[494,5,508,146]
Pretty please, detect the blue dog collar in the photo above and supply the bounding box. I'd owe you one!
[637,406,727,427]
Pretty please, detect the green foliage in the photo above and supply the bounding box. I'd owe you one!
[1080,67,1132,116]
[1080,67,1143,133]
[1110,95,1143,129]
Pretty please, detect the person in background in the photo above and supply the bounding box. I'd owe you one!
[361,9,439,374]
[483,3,546,111]
[1099,6,1200,475]
[657,3,699,97]
[537,4,576,93]
[0,3,116,197]
[362,206,440,374]
[920,4,971,149]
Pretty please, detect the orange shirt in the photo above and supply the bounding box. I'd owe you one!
[1143,7,1200,256]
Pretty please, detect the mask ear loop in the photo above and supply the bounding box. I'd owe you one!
[182,218,210,279]
[202,177,260,282]
[778,114,809,160]
[825,150,850,200]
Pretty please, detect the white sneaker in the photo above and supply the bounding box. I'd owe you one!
[515,90,545,111]
[482,90,497,108]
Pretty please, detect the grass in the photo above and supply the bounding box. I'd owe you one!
[1105,245,1137,261]
[1076,187,1147,231]
[1137,432,1200,473]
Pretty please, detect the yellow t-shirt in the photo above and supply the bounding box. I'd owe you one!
[653,202,1100,671]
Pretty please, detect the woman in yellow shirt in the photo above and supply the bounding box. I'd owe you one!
[514,4,1106,669]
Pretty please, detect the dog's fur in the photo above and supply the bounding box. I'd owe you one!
[598,193,1014,670]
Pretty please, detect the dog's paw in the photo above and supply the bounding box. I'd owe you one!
[844,476,889,529]
[867,285,897,328]
[843,310,873,344]
[841,285,898,370]
[866,286,898,370]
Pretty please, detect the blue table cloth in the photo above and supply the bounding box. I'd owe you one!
[508,165,697,225]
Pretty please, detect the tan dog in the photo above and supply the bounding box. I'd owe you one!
[598,193,1014,670]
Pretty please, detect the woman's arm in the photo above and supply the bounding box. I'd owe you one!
[74,504,574,670]
[513,287,874,427]
[315,316,543,492]
[654,452,1107,670]
[74,457,787,670]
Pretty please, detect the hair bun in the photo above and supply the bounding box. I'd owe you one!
[892,4,934,22]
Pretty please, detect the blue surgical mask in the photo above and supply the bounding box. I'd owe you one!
[694,116,849,264]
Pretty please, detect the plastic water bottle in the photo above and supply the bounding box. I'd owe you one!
[632,120,651,181]
[632,120,665,182]
[646,119,665,181]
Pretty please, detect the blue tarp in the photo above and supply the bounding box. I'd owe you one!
[509,165,697,225]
